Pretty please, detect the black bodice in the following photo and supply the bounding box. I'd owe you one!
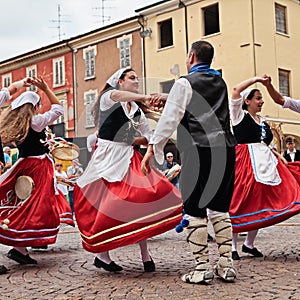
[17,128,49,158]
[98,102,142,144]
[233,113,273,145]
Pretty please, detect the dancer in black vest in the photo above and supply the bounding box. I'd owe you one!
[229,76,300,260]
[0,76,68,268]
[74,68,182,273]
[142,41,237,284]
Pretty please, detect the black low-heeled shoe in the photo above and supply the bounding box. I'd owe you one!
[242,245,263,257]
[232,251,240,261]
[207,233,214,242]
[0,265,8,275]
[93,257,123,272]
[143,257,155,272]
[31,245,48,250]
[7,249,37,265]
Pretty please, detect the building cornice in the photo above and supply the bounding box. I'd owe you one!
[0,44,70,73]
[68,19,140,50]
[135,0,201,17]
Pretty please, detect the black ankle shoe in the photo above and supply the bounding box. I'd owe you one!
[207,233,214,242]
[143,257,155,272]
[0,265,8,275]
[31,245,48,250]
[94,257,123,272]
[232,251,240,260]
[242,245,263,257]
[7,249,37,265]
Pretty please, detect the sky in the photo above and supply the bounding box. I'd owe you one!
[0,0,158,61]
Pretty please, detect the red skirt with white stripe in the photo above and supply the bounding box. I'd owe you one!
[56,191,75,227]
[74,150,182,253]
[0,156,65,247]
[229,144,300,233]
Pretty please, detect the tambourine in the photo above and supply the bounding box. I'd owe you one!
[50,142,80,161]
[15,175,35,200]
[165,164,181,181]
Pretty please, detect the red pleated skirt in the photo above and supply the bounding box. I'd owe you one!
[74,150,182,253]
[287,161,300,185]
[0,156,68,247]
[230,144,300,233]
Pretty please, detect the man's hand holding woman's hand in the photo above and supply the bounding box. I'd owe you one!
[143,93,168,111]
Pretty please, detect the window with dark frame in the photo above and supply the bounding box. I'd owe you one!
[2,74,11,87]
[275,3,287,34]
[278,69,290,97]
[27,66,37,92]
[85,92,96,127]
[85,49,95,78]
[56,99,66,124]
[203,3,220,36]
[53,57,65,86]
[159,19,173,49]
[52,97,68,132]
[119,38,131,68]
[160,79,175,93]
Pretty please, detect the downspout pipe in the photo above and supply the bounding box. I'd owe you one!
[66,41,78,137]
[250,0,257,76]
[178,0,189,53]
[138,16,147,94]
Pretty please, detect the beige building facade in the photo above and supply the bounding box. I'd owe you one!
[136,0,300,149]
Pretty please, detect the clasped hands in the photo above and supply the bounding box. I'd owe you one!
[144,93,168,112]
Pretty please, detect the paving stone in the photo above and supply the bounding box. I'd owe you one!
[0,216,299,299]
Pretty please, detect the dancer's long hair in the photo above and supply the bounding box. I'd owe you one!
[0,103,35,144]
[92,82,112,127]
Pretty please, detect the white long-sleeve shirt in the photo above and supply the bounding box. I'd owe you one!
[283,97,300,113]
[0,88,10,106]
[150,78,193,164]
[31,104,64,131]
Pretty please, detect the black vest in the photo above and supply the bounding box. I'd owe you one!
[17,128,49,158]
[233,113,273,145]
[98,102,142,144]
[178,72,236,150]
[284,149,300,162]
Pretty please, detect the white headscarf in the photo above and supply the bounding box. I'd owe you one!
[106,67,131,88]
[11,91,40,110]
[240,89,252,102]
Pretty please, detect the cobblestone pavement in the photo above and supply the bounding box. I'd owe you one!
[0,215,299,300]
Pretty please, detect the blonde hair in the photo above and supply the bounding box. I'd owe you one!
[0,103,34,144]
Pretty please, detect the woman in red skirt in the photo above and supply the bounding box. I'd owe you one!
[74,68,182,272]
[0,76,72,265]
[0,77,32,273]
[229,76,300,260]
